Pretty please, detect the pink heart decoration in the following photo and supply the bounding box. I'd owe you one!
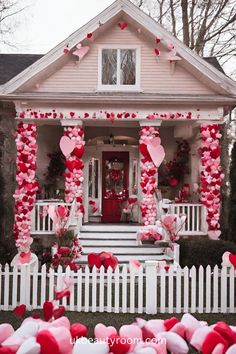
[147,140,165,167]
[208,230,221,240]
[94,324,117,341]
[59,136,76,157]
[73,45,90,60]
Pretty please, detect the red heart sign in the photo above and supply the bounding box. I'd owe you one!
[118,22,128,30]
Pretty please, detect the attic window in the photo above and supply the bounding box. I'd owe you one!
[98,46,140,91]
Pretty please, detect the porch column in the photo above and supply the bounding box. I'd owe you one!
[13,122,38,255]
[63,123,85,216]
[199,124,224,237]
[139,123,161,226]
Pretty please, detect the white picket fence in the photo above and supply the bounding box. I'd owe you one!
[0,262,235,314]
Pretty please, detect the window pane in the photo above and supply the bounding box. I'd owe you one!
[102,49,117,85]
[120,49,136,85]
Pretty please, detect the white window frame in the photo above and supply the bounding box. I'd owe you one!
[97,45,141,92]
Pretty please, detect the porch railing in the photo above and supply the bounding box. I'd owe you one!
[31,201,75,235]
[169,203,208,235]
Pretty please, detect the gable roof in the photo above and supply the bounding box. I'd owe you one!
[0,54,225,86]
[0,0,236,97]
[0,54,43,85]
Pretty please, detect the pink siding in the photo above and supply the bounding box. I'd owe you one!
[33,24,215,94]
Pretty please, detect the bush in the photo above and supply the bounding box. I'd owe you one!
[178,237,236,268]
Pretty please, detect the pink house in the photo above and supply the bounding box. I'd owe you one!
[1,0,236,264]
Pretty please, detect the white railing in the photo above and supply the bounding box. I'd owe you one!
[31,200,74,235]
[1,262,235,314]
[169,203,208,235]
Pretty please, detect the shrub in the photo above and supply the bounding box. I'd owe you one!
[178,237,236,268]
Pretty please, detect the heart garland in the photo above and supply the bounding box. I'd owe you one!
[199,124,223,239]
[139,126,160,226]
[13,122,38,256]
[63,127,85,216]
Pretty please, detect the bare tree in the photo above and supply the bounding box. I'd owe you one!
[0,0,27,47]
[132,0,236,74]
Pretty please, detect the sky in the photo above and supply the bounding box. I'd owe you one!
[1,0,235,77]
[3,0,114,54]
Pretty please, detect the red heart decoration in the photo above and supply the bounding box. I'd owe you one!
[104,255,118,271]
[108,334,130,354]
[154,48,160,56]
[202,331,228,354]
[53,306,65,319]
[142,326,155,341]
[118,22,128,30]
[229,253,236,269]
[13,304,26,317]
[43,301,53,321]
[73,146,85,158]
[214,322,236,346]
[88,253,102,269]
[156,37,161,44]
[87,32,93,38]
[99,251,112,262]
[0,348,16,354]
[164,317,179,331]
[139,144,151,159]
[36,330,60,354]
[70,323,88,340]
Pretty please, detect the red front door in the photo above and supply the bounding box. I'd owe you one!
[102,152,129,223]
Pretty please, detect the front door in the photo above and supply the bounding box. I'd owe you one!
[102,152,129,223]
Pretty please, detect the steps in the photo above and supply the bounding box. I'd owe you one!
[78,224,173,264]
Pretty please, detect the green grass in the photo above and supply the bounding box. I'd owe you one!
[1,311,236,354]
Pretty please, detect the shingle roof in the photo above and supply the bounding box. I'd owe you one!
[0,54,43,85]
[0,53,224,85]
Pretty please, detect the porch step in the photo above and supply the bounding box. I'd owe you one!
[81,224,140,232]
[79,232,137,240]
[82,246,166,255]
[79,254,172,263]
[77,224,174,264]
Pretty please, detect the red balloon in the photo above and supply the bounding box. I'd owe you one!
[73,146,85,158]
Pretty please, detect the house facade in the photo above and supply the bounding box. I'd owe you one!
[1,0,236,263]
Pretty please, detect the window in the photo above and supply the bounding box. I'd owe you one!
[98,46,140,91]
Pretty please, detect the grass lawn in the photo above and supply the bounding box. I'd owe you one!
[1,311,236,354]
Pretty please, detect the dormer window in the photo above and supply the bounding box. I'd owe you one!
[98,46,140,91]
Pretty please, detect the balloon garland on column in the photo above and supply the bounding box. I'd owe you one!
[139,126,160,226]
[63,126,85,216]
[199,124,224,239]
[13,122,38,259]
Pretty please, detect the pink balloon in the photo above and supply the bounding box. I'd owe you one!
[59,136,76,157]
[94,324,117,341]
[208,230,221,240]
[147,140,165,167]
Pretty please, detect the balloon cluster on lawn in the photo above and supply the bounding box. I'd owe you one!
[1,311,236,353]
[63,127,85,215]
[139,126,159,226]
[13,122,39,258]
[199,124,224,240]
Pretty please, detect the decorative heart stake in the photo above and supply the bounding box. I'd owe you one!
[59,136,76,157]
[14,304,26,318]
[147,139,165,167]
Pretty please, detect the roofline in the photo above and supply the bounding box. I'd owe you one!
[1,92,235,105]
[1,0,236,96]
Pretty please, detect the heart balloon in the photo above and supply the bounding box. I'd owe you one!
[17,337,40,354]
[147,139,165,167]
[229,253,236,269]
[94,324,117,341]
[73,338,109,354]
[208,230,221,240]
[60,136,76,157]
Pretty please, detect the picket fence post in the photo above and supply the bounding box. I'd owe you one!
[145,261,158,314]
